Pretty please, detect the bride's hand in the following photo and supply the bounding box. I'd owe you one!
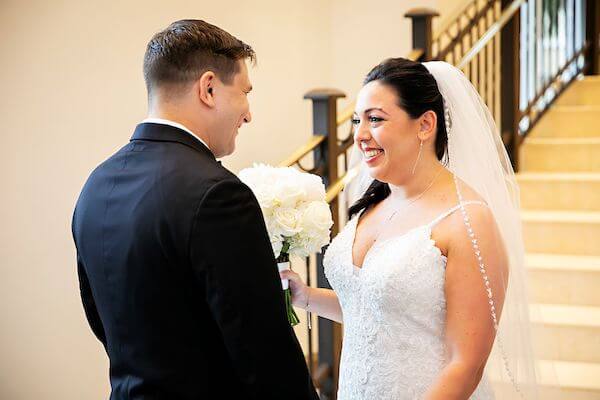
[279,269,310,309]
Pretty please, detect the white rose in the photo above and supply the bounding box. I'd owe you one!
[253,185,276,215]
[300,201,334,233]
[275,181,306,208]
[273,207,302,237]
[301,173,327,201]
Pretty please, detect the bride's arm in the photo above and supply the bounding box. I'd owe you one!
[424,205,508,400]
[280,269,343,323]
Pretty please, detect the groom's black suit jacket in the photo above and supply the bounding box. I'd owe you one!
[72,123,319,400]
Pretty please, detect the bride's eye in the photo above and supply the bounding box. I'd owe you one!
[369,116,384,123]
[351,118,361,126]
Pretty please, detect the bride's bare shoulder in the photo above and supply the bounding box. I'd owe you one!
[452,176,487,204]
[444,176,500,246]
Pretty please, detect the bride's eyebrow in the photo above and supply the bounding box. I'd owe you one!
[358,107,389,116]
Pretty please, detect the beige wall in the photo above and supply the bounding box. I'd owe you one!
[324,0,465,128]
[0,0,461,398]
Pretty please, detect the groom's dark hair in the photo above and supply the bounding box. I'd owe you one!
[143,19,255,95]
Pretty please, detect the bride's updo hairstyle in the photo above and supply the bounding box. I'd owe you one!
[348,57,449,219]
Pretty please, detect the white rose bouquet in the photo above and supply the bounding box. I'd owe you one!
[239,164,334,326]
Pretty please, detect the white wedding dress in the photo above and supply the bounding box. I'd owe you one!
[323,200,495,400]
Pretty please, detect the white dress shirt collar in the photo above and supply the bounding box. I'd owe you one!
[142,117,212,154]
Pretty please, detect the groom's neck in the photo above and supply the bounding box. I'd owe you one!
[147,101,211,148]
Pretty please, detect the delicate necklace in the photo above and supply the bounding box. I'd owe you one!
[371,166,444,242]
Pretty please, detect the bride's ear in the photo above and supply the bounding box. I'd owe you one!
[417,110,437,142]
[197,71,216,108]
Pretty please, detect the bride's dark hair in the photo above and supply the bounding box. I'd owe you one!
[348,57,449,219]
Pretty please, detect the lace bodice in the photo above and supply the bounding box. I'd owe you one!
[323,202,494,400]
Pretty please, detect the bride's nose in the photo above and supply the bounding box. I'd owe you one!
[353,121,372,143]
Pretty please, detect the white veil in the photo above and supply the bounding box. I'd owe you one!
[346,61,539,398]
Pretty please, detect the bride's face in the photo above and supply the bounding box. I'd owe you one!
[352,81,422,183]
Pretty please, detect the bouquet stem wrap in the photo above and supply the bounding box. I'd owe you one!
[276,246,299,326]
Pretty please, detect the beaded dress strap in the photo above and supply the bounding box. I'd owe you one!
[427,200,488,229]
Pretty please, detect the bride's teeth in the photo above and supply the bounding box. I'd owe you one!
[365,149,382,158]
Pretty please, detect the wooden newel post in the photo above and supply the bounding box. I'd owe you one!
[404,8,440,60]
[500,0,521,171]
[585,0,599,75]
[303,88,345,400]
[303,89,346,234]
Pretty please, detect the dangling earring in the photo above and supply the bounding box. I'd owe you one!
[411,140,424,175]
[443,98,452,166]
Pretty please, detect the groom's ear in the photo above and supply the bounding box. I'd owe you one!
[417,110,437,141]
[198,71,217,108]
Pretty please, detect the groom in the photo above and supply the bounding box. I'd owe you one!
[72,20,319,399]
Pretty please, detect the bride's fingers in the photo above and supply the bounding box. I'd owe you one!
[279,270,298,280]
[279,270,303,285]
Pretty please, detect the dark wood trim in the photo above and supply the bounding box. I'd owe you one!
[585,0,599,75]
[500,0,521,170]
[405,8,440,60]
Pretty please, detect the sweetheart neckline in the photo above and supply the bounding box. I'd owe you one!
[349,217,447,272]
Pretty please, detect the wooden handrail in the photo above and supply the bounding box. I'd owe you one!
[457,0,525,69]
[432,0,491,42]
[406,48,425,63]
[278,135,326,168]
[336,103,355,126]
[435,0,496,61]
[325,165,360,204]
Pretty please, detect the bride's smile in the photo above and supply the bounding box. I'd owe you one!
[351,79,442,189]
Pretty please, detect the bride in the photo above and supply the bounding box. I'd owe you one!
[281,58,538,399]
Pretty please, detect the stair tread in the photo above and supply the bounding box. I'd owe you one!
[551,105,600,111]
[518,172,600,181]
[518,77,600,393]
[579,76,600,83]
[537,359,600,390]
[525,137,600,144]
[526,253,600,272]
[491,360,600,390]
[521,210,600,223]
[530,303,600,328]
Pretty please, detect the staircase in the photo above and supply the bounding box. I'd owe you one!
[519,76,600,399]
